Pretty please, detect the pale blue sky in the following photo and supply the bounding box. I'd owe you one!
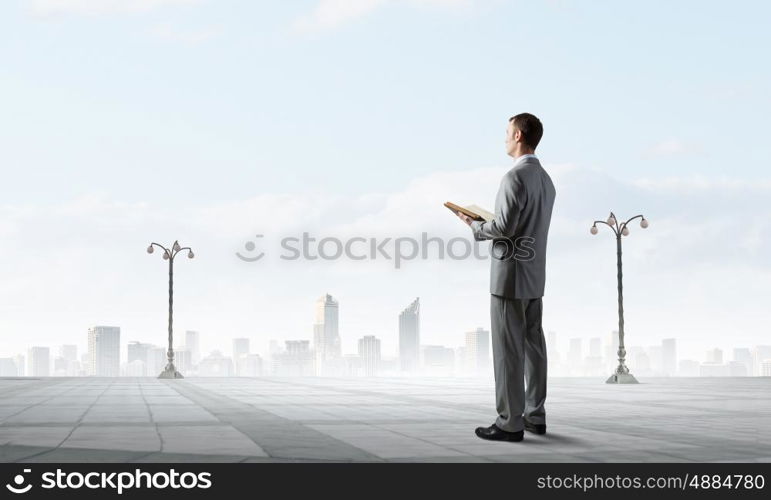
[2,0,770,205]
[1,1,770,362]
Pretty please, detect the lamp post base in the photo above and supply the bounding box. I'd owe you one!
[158,367,184,379]
[606,372,638,384]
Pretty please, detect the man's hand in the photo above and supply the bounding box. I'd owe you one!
[457,212,474,226]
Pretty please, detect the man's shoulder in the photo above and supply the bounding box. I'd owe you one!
[504,159,555,198]
[506,157,545,181]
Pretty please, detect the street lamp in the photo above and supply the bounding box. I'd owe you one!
[146,240,195,379]
[590,212,649,384]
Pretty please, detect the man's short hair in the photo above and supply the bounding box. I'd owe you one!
[509,113,543,150]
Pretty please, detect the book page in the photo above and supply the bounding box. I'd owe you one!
[465,204,495,222]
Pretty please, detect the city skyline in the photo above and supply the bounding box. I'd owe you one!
[4,280,764,365]
[6,332,770,379]
[3,294,770,378]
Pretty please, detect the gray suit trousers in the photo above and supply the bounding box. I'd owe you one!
[490,294,547,432]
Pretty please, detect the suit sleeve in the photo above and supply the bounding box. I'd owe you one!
[470,175,521,241]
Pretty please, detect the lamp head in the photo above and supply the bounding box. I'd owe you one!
[146,245,154,254]
[590,225,598,235]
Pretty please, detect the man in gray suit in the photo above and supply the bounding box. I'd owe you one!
[457,113,555,442]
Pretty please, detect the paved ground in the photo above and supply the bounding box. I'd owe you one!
[0,377,769,462]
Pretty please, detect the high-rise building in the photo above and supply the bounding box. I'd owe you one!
[589,337,602,357]
[568,338,583,372]
[584,353,605,376]
[340,354,363,377]
[752,346,771,376]
[605,330,619,369]
[124,360,145,377]
[27,347,50,377]
[53,356,67,376]
[702,348,728,376]
[275,340,314,376]
[313,294,341,375]
[198,351,234,377]
[678,359,700,377]
[422,345,455,375]
[465,327,490,374]
[268,340,283,375]
[185,331,200,365]
[175,347,192,375]
[700,362,729,377]
[148,346,167,376]
[233,338,250,358]
[87,326,120,377]
[0,357,19,376]
[358,335,381,377]
[546,331,559,363]
[59,345,77,362]
[632,349,651,373]
[733,348,752,376]
[55,345,79,376]
[455,346,466,373]
[585,337,604,376]
[127,341,152,368]
[399,297,420,372]
[727,361,748,376]
[13,354,25,376]
[232,338,251,376]
[662,338,677,376]
[239,354,263,377]
[705,348,723,364]
[648,345,663,374]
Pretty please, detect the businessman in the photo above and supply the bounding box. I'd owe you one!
[457,113,555,442]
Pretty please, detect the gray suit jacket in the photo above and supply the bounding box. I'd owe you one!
[471,156,555,299]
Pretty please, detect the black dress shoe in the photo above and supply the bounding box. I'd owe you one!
[475,424,524,442]
[523,418,547,435]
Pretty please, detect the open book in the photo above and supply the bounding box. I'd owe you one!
[444,201,495,222]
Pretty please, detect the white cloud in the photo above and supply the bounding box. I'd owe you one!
[291,0,469,35]
[28,0,202,16]
[291,0,388,34]
[148,23,220,45]
[633,175,771,192]
[642,139,703,158]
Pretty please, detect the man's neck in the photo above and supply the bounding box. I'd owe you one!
[513,149,536,162]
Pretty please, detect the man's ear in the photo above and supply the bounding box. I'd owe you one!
[513,129,522,143]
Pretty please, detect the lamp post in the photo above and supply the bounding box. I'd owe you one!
[146,240,195,379]
[590,212,649,384]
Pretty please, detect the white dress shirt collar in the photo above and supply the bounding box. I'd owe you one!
[513,153,538,166]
